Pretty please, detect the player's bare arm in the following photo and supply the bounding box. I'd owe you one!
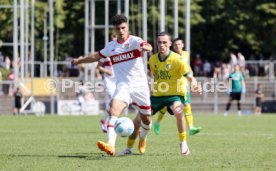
[186,74,202,95]
[72,52,102,65]
[98,66,112,76]
[141,42,153,52]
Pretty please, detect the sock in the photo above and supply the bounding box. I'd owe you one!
[107,116,118,147]
[179,131,187,142]
[127,137,136,149]
[140,121,152,140]
[226,102,231,111]
[184,104,193,128]
[238,110,242,116]
[237,102,241,111]
[156,107,166,123]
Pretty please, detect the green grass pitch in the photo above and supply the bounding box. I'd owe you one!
[0,114,275,171]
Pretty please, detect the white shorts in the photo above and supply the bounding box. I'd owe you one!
[104,90,113,110]
[112,87,151,115]
[104,80,116,110]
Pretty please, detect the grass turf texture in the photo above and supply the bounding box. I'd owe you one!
[0,114,275,171]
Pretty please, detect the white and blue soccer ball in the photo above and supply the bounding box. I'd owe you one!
[114,117,134,137]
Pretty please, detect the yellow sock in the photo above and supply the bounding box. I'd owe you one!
[179,131,187,142]
[127,138,136,148]
[184,104,193,128]
[156,107,167,123]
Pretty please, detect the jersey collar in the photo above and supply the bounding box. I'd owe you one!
[158,50,171,62]
[117,34,130,44]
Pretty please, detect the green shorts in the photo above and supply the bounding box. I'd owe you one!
[151,95,185,115]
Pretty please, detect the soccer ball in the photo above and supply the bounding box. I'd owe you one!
[114,117,134,137]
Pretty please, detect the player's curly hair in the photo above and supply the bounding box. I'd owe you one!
[112,14,128,26]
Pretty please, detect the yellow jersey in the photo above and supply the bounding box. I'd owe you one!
[149,51,190,97]
[180,51,190,64]
[179,51,190,88]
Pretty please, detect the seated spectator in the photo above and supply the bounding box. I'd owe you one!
[221,63,230,80]
[203,60,211,77]
[193,54,202,76]
[237,52,246,76]
[213,61,222,79]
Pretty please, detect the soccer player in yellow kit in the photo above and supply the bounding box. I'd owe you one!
[154,38,201,135]
[119,32,202,156]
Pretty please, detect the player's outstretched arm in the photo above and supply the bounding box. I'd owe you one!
[186,74,202,95]
[72,52,102,65]
[97,65,112,76]
[141,42,153,52]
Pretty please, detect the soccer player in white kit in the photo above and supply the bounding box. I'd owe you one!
[97,57,116,133]
[72,14,152,156]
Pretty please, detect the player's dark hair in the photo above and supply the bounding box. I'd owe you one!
[173,38,184,45]
[157,31,171,40]
[112,14,128,26]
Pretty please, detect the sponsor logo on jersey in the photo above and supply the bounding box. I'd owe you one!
[110,49,142,64]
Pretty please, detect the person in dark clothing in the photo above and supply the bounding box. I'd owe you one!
[255,84,264,115]
[14,87,22,115]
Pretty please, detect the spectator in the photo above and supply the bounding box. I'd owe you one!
[255,83,264,115]
[7,69,15,96]
[229,52,237,71]
[193,54,202,76]
[13,87,22,115]
[0,69,2,95]
[76,80,86,114]
[237,52,246,76]
[5,56,11,70]
[78,64,85,81]
[0,52,4,67]
[213,61,221,79]
[203,60,211,77]
[258,54,265,76]
[221,63,230,80]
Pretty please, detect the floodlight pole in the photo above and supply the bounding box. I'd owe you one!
[185,0,191,53]
[142,0,147,74]
[174,0,178,38]
[13,0,19,86]
[25,0,29,78]
[105,0,109,44]
[160,0,165,32]
[117,0,121,14]
[20,0,25,80]
[49,0,54,115]
[43,13,48,77]
[30,0,35,105]
[124,0,129,19]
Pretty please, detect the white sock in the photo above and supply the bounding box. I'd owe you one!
[224,111,228,116]
[140,121,152,140]
[238,111,242,116]
[107,116,118,147]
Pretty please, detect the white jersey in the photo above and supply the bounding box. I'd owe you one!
[99,35,148,89]
[98,57,116,96]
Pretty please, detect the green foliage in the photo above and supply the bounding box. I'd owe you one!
[0,0,275,61]
[0,67,9,80]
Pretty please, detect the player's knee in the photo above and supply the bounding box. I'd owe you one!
[174,105,183,115]
[140,115,151,125]
[141,120,152,130]
[133,118,141,128]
